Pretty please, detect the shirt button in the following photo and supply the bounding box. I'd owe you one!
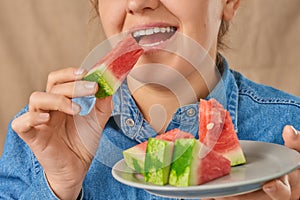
[125,118,135,127]
[186,108,196,117]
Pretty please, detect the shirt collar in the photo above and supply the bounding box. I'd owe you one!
[112,56,239,140]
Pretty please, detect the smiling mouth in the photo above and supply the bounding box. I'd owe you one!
[131,26,177,47]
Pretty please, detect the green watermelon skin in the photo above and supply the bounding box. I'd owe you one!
[123,129,194,173]
[169,138,231,186]
[84,36,143,98]
[144,138,174,186]
[83,69,114,98]
[169,139,199,186]
[123,142,147,174]
[199,98,246,166]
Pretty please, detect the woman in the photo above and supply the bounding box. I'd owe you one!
[0,0,300,199]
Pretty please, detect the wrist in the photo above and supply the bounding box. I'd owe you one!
[46,174,83,200]
[53,184,82,200]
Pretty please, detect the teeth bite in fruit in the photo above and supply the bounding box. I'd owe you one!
[84,35,144,98]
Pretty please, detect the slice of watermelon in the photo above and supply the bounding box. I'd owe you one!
[199,98,246,166]
[123,142,147,174]
[123,128,194,174]
[169,138,231,186]
[84,35,144,98]
[144,138,174,185]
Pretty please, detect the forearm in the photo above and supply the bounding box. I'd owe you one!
[0,120,59,199]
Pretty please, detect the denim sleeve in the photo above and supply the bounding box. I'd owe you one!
[0,109,59,199]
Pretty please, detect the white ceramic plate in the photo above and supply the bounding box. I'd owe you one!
[112,140,300,198]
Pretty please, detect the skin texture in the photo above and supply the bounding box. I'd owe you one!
[12,68,113,199]
[11,0,300,199]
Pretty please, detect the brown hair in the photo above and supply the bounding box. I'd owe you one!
[218,20,230,50]
[90,0,99,16]
[216,19,229,68]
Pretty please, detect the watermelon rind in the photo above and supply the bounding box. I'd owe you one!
[83,36,143,98]
[199,99,246,167]
[169,138,231,186]
[122,129,194,176]
[222,148,246,166]
[123,143,146,174]
[144,138,174,185]
[169,138,200,186]
[83,68,117,98]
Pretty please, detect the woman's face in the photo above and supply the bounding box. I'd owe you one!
[97,0,238,75]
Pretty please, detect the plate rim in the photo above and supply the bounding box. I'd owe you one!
[112,140,300,196]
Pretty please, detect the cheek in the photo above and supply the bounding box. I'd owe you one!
[161,0,209,21]
[166,0,222,48]
[98,0,126,36]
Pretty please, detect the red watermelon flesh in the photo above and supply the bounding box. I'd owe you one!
[169,138,230,186]
[199,98,246,166]
[123,128,194,173]
[156,128,195,141]
[84,35,144,98]
[199,98,226,150]
[196,143,231,184]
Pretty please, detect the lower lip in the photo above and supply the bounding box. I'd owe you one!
[139,32,178,53]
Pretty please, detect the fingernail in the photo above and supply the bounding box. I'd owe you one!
[39,113,50,121]
[84,81,97,89]
[290,126,299,136]
[74,68,85,75]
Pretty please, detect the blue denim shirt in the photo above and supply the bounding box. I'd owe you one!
[1,58,300,200]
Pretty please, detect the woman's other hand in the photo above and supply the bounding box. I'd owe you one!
[11,67,113,199]
[203,125,300,200]
[262,125,300,200]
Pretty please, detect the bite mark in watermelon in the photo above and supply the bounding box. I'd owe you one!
[122,128,194,174]
[84,35,144,98]
[169,138,231,186]
[199,98,246,166]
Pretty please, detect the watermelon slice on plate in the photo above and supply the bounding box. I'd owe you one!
[199,98,246,166]
[123,142,147,174]
[144,138,174,186]
[123,128,194,174]
[84,35,144,98]
[169,138,231,186]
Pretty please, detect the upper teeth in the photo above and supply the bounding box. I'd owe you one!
[132,26,176,38]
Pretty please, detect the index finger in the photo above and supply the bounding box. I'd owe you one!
[11,111,49,138]
[46,67,87,92]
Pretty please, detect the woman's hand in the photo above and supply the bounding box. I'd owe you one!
[203,125,300,200]
[263,125,300,200]
[11,67,113,200]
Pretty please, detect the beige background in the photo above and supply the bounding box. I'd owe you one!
[1,0,300,156]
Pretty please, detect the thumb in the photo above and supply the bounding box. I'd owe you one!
[94,96,113,126]
[282,125,300,152]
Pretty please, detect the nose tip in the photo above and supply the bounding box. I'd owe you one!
[126,0,159,14]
